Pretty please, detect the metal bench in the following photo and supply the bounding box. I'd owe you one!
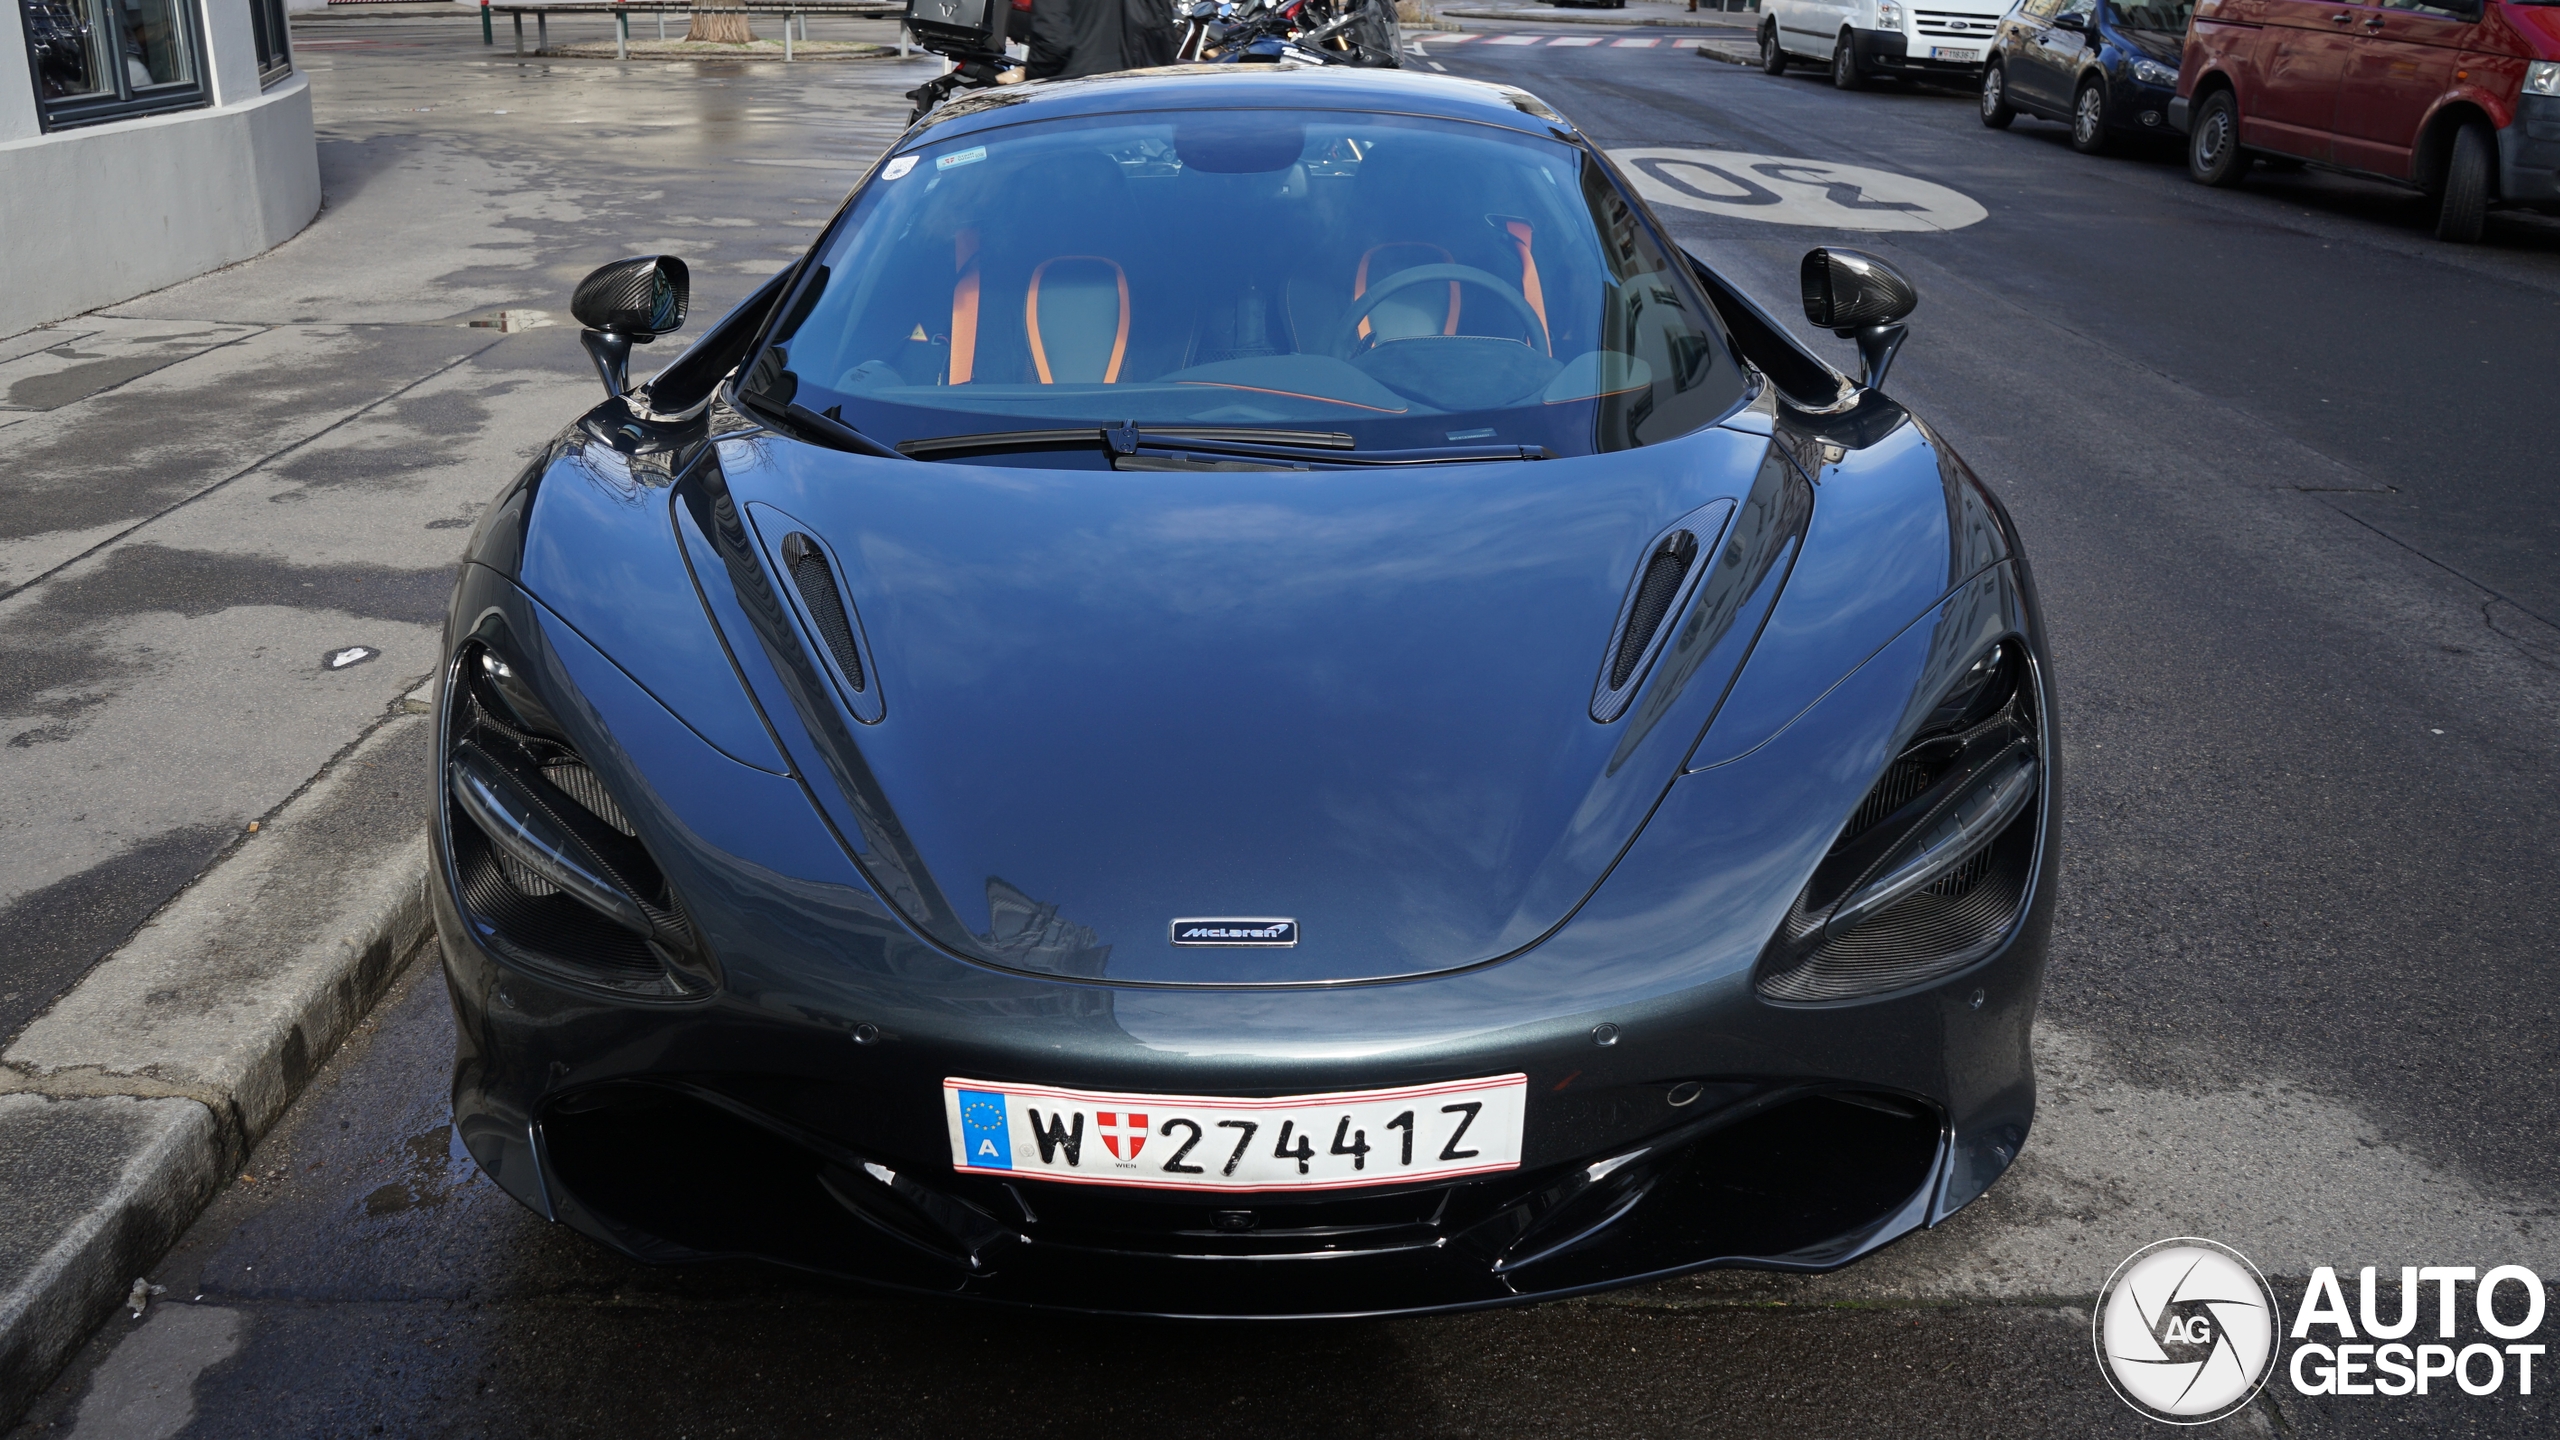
[483,1,905,60]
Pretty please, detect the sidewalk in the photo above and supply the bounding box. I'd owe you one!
[0,25,928,1423]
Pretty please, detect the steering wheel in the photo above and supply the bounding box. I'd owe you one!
[1336,263,1547,355]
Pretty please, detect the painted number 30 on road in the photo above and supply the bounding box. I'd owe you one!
[943,1074,1528,1193]
[1608,147,1988,232]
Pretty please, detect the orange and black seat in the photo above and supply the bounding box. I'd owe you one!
[945,149,1139,385]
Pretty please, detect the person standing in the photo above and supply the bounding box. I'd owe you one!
[1057,0,1174,76]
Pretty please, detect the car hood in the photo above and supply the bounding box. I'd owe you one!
[2512,3,2560,58]
[2117,26,2181,65]
[702,423,1794,986]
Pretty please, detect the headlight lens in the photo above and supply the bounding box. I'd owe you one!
[1877,0,1903,25]
[442,638,718,1000]
[2527,61,2560,98]
[1754,642,2043,1004]
[2133,57,2177,87]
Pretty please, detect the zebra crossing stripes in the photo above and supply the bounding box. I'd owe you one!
[1424,33,1711,47]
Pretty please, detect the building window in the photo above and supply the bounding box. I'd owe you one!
[246,0,289,83]
[18,0,211,130]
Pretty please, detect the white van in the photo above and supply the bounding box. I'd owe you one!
[1754,0,2009,88]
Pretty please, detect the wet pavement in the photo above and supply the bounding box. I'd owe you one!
[8,12,2559,1440]
[0,14,928,1041]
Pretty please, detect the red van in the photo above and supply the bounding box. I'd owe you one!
[2167,0,2560,240]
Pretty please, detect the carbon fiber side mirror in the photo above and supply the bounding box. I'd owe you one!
[1801,248,1917,393]
[572,256,690,401]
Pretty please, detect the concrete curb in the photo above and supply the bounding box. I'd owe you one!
[0,689,439,1425]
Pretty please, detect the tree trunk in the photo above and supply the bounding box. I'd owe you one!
[685,6,756,42]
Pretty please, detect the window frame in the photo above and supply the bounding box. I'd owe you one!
[246,0,290,85]
[17,0,214,132]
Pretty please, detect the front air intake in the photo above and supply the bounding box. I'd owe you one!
[781,532,865,692]
[1613,533,1697,688]
[1591,528,1703,722]
[1755,642,2043,1003]
[442,644,717,1001]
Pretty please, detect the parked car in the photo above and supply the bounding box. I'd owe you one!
[2169,0,2560,241]
[432,67,2061,1317]
[1979,0,2195,152]
[1761,0,2011,88]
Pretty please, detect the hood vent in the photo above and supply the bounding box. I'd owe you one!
[781,532,866,693]
[1591,528,1704,723]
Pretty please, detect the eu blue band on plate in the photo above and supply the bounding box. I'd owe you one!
[958,1089,1012,1169]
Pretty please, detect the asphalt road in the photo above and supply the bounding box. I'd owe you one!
[8,16,2559,1440]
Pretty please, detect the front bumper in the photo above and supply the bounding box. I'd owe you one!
[2113,75,2179,133]
[2500,97,2560,213]
[1852,29,1988,78]
[436,870,2048,1316]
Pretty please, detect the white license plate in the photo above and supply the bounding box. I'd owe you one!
[1931,45,1979,60]
[943,1075,1527,1192]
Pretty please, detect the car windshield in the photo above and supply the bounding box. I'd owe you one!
[2108,0,2193,30]
[741,106,1747,462]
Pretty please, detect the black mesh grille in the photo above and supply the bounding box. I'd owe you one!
[1841,756,1943,845]
[1609,531,1698,691]
[495,851,561,897]
[1755,809,2034,1003]
[456,830,671,993]
[541,759,637,837]
[1924,844,1996,900]
[783,533,865,692]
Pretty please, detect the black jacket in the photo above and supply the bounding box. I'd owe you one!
[1057,0,1174,78]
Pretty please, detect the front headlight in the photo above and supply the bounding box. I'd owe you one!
[2132,57,2177,86]
[1877,0,1904,26]
[2526,61,2560,98]
[1754,641,2044,1003]
[442,633,719,1001]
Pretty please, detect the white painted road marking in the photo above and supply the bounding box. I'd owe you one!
[1608,145,1990,232]
[1431,32,1711,47]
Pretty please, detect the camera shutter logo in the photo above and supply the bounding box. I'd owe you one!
[2095,1238,2282,1424]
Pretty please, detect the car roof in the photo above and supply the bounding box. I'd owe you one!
[904,64,1575,147]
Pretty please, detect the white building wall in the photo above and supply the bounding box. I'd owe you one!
[0,0,320,336]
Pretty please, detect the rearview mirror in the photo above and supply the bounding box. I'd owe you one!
[571,256,690,401]
[1800,247,1918,393]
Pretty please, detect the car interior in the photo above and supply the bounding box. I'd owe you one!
[764,112,1729,451]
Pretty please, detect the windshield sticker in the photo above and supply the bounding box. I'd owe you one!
[936,146,988,172]
[881,155,919,181]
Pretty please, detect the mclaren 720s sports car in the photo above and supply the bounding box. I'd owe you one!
[430,65,2057,1318]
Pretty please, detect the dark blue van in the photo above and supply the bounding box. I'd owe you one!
[1978,0,2193,153]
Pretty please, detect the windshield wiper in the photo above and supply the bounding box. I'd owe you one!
[897,424,1352,460]
[897,423,1548,467]
[732,387,906,459]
